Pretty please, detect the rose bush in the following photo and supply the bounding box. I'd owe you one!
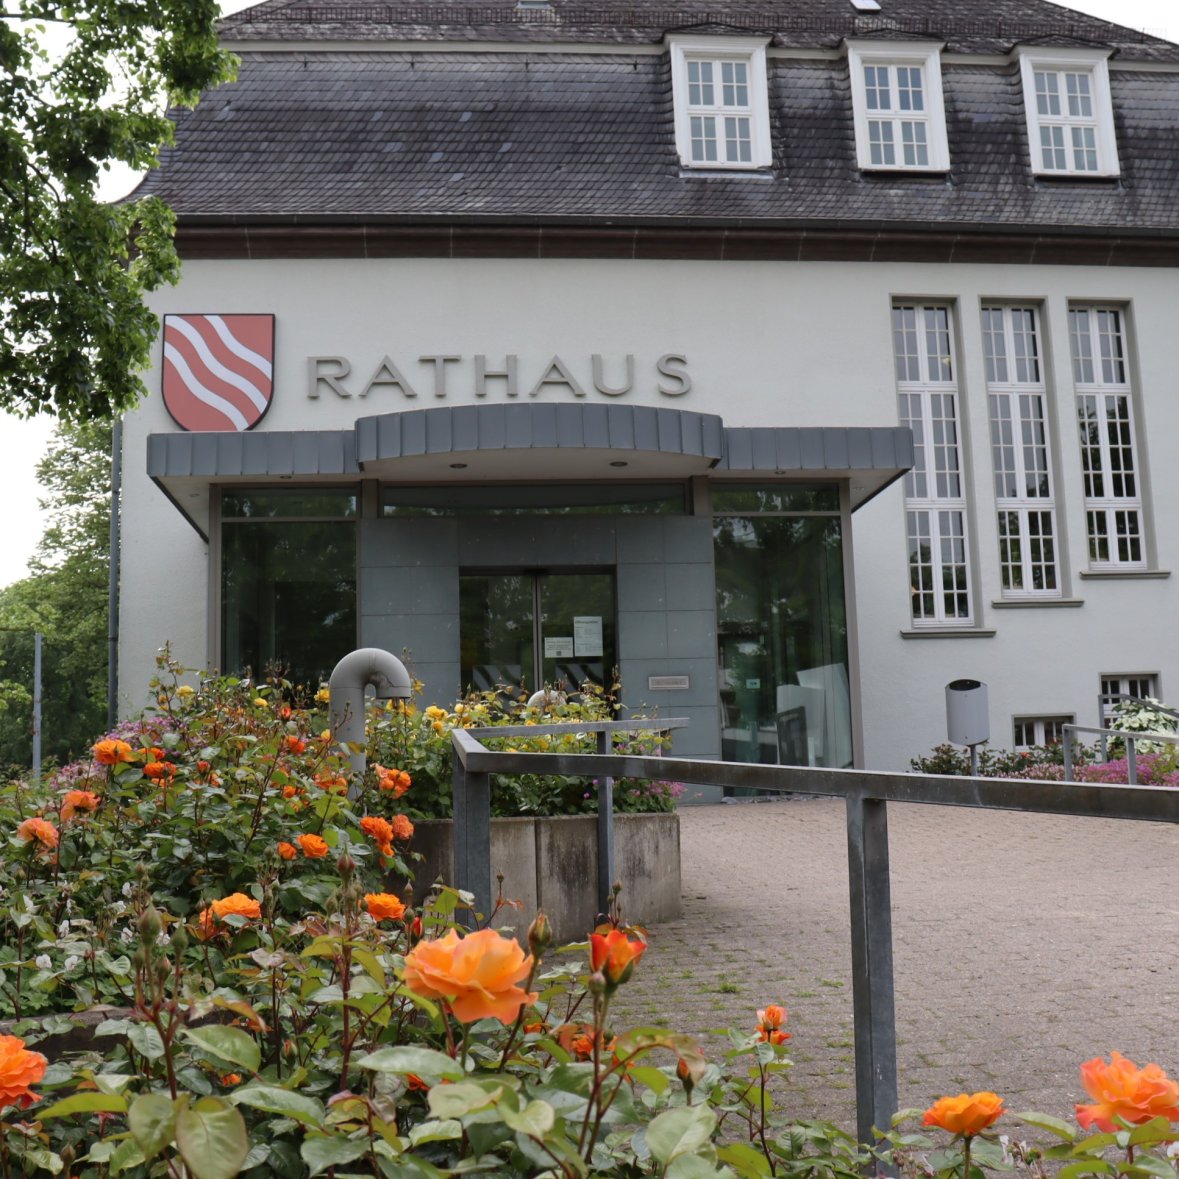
[2,654,1177,1176]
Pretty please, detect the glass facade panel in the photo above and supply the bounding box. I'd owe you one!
[221,488,358,518]
[711,484,839,514]
[383,483,686,516]
[221,520,356,689]
[714,515,851,768]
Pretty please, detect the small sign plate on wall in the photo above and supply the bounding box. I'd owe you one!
[648,675,690,691]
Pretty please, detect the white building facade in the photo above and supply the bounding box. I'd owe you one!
[119,0,1179,780]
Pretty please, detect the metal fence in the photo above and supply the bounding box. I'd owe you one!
[1063,723,1179,784]
[450,724,1179,1145]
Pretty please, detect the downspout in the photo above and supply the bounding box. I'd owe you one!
[328,647,413,790]
[107,419,122,730]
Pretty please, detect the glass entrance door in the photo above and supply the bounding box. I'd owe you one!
[460,572,616,697]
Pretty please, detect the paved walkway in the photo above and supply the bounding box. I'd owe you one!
[610,797,1179,1129]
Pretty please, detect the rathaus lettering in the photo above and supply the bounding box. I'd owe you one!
[307,353,692,400]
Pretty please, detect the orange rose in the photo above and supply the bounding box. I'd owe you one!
[589,929,646,989]
[376,766,412,797]
[220,1073,242,1086]
[296,833,328,859]
[923,1092,1005,1137]
[276,841,297,861]
[1076,1053,1179,1132]
[315,772,348,794]
[360,816,394,846]
[402,928,537,1024]
[60,789,100,823]
[283,735,306,754]
[365,893,406,921]
[756,1004,791,1045]
[197,892,262,939]
[143,761,174,781]
[390,815,414,842]
[555,1022,600,1060]
[16,817,58,850]
[0,1035,47,1110]
[93,739,134,766]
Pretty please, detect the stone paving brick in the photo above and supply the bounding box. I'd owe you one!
[610,797,1179,1131]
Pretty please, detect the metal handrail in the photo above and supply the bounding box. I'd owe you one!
[449,732,1179,1147]
[1094,695,1179,760]
[1063,722,1179,784]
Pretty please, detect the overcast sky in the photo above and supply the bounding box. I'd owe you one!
[1,0,1176,588]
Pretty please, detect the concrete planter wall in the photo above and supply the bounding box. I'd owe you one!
[408,813,681,944]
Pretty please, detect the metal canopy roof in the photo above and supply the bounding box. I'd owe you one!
[147,404,912,536]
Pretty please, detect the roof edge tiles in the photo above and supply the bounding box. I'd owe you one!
[354,404,726,463]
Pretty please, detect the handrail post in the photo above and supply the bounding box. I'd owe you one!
[451,755,492,922]
[1127,737,1138,785]
[1063,726,1074,782]
[846,793,898,1150]
[596,729,616,920]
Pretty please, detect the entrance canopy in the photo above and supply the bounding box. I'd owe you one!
[147,403,913,537]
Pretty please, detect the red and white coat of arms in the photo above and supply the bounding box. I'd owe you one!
[161,314,275,431]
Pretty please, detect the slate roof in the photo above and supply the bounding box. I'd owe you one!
[219,0,1179,60]
[135,42,1179,232]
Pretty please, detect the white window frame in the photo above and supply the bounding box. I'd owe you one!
[981,304,1061,598]
[892,302,973,626]
[1015,46,1119,178]
[1013,715,1074,750]
[1100,675,1158,724]
[667,35,772,170]
[847,41,950,172]
[1069,306,1145,571]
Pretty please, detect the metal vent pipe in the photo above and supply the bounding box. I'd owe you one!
[328,648,413,788]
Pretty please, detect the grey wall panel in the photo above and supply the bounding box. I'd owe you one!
[799,429,827,470]
[401,413,427,456]
[618,611,669,659]
[847,427,874,470]
[751,429,777,471]
[363,566,460,615]
[531,403,558,447]
[661,516,713,564]
[616,519,666,565]
[774,429,803,470]
[616,562,667,611]
[360,518,459,567]
[425,410,453,455]
[663,562,715,611]
[478,405,507,451]
[457,517,617,567]
[667,610,716,656]
[724,429,754,469]
[451,405,481,452]
[359,611,460,665]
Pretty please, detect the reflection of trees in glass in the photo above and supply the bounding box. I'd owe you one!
[714,515,848,765]
[222,522,356,688]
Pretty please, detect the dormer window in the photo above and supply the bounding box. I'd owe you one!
[668,36,772,169]
[1015,47,1119,177]
[847,41,950,172]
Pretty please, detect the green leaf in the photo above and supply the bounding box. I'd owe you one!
[301,1136,371,1177]
[1013,1111,1077,1142]
[40,1091,129,1119]
[428,1081,504,1119]
[356,1046,465,1083]
[109,1138,147,1176]
[409,1119,464,1146]
[18,1148,62,1175]
[128,1093,177,1160]
[127,1023,166,1060]
[1128,1117,1175,1147]
[501,1099,556,1139]
[230,1083,326,1127]
[174,1097,250,1179]
[717,1142,773,1177]
[667,1154,735,1179]
[648,1105,717,1165]
[183,1025,261,1074]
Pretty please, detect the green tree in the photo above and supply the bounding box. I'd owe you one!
[0,2,236,422]
[0,421,111,774]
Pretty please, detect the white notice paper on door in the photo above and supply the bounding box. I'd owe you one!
[573,616,603,657]
[544,636,574,658]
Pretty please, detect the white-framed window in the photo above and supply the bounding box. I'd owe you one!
[981,305,1060,597]
[667,35,772,170]
[1015,47,1119,177]
[847,41,950,172]
[1100,675,1158,724]
[893,303,972,625]
[1013,715,1074,750]
[1069,306,1145,569]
